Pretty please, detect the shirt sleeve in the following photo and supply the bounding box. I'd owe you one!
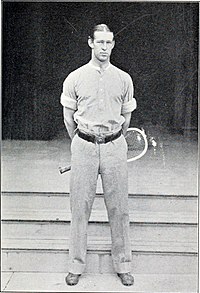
[60,72,77,110]
[121,74,137,114]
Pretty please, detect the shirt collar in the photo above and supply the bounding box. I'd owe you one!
[88,61,111,72]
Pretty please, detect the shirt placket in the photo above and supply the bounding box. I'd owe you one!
[97,70,106,134]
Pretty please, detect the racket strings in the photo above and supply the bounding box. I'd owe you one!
[125,129,148,161]
[126,132,146,150]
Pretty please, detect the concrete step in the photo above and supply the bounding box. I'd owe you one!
[2,236,197,253]
[2,237,198,274]
[2,208,197,223]
[2,192,197,253]
[2,192,197,275]
[2,192,198,215]
[1,272,198,292]
[2,217,197,252]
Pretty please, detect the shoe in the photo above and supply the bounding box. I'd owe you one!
[117,272,134,286]
[65,273,81,286]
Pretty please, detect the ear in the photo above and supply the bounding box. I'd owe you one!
[88,38,94,49]
[111,40,115,49]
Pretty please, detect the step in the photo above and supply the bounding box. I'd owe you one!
[2,208,197,224]
[2,193,197,255]
[2,217,197,252]
[2,192,197,275]
[1,272,198,292]
[2,237,198,274]
[2,236,197,254]
[2,192,198,214]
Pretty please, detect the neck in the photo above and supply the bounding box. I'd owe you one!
[90,54,110,69]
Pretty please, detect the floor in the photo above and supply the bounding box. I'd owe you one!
[1,131,198,195]
[1,272,198,292]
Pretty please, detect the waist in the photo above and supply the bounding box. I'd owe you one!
[77,129,122,144]
[73,114,125,134]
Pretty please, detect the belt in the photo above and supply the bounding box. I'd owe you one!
[77,129,122,144]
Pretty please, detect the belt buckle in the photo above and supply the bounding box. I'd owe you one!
[95,135,105,144]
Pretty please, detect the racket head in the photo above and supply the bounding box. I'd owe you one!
[125,128,148,162]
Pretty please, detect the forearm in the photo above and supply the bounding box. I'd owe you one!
[65,121,77,140]
[63,107,77,139]
[122,112,132,136]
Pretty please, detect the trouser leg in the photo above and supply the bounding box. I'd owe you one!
[68,135,99,274]
[100,135,132,273]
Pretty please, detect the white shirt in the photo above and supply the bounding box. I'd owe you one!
[61,61,137,135]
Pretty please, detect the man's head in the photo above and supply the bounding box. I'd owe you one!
[88,24,115,63]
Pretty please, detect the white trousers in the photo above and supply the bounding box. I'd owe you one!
[68,133,132,274]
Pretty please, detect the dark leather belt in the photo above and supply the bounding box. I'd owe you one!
[77,129,122,144]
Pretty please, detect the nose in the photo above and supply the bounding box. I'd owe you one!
[102,42,107,50]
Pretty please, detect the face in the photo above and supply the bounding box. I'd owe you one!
[89,31,115,62]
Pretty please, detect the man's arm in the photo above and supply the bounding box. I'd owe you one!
[121,73,136,136]
[121,112,132,136]
[63,107,77,139]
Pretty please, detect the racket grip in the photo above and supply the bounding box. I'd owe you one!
[59,165,71,174]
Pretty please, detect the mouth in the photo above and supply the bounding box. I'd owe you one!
[100,52,108,56]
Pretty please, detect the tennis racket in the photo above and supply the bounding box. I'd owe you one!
[59,127,148,174]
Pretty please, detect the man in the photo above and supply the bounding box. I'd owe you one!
[60,24,137,286]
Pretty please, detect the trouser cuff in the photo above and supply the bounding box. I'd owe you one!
[113,261,132,273]
[68,262,86,274]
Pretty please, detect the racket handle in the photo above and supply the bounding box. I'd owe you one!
[59,165,71,174]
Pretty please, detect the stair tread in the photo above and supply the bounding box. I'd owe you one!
[2,236,197,253]
[2,191,198,197]
[2,209,197,224]
[1,272,198,292]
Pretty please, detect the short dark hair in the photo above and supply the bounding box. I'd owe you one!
[88,24,114,40]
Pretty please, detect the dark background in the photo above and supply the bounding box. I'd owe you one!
[2,2,198,140]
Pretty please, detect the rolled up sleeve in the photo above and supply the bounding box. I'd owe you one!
[121,74,137,114]
[122,98,137,114]
[60,73,77,110]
